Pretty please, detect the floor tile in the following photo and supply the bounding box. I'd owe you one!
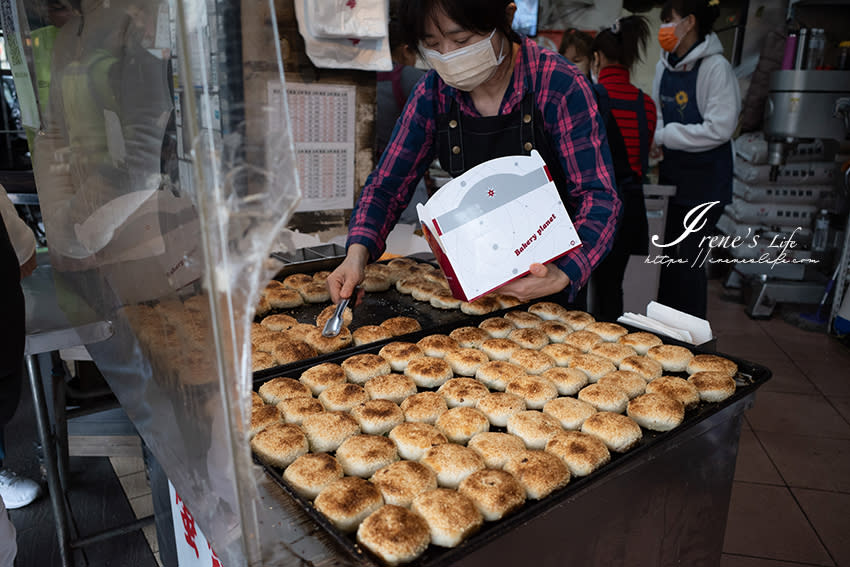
[130,494,155,519]
[757,433,850,493]
[756,358,818,395]
[832,397,850,423]
[721,554,827,566]
[799,362,850,398]
[723,482,833,565]
[734,429,785,485]
[793,489,850,567]
[746,392,850,439]
[110,456,146,478]
[119,470,152,500]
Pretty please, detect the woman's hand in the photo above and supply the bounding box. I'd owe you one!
[649,141,664,161]
[498,263,570,303]
[327,244,369,304]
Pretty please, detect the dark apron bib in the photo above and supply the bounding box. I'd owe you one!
[658,59,733,206]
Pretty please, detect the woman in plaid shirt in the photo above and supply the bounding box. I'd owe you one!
[328,0,621,306]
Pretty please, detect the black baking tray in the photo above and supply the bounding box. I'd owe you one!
[253,321,772,567]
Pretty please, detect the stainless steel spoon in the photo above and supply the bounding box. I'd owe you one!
[321,296,351,337]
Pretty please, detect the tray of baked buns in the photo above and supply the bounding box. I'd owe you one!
[249,297,772,567]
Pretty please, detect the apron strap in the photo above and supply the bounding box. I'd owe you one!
[635,89,649,181]
[447,97,464,175]
[519,91,535,153]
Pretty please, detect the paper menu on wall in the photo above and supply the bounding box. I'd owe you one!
[417,151,581,302]
[269,81,356,212]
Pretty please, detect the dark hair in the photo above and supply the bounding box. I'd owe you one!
[558,28,593,59]
[591,15,650,70]
[401,0,521,54]
[661,0,720,42]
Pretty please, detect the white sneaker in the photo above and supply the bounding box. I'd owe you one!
[0,469,41,509]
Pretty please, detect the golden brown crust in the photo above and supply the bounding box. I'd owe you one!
[299,362,346,395]
[258,377,312,405]
[508,327,550,350]
[509,348,556,375]
[361,274,392,293]
[538,320,572,343]
[475,360,526,391]
[505,376,559,410]
[357,505,431,565]
[687,355,738,377]
[577,383,630,414]
[378,342,425,371]
[400,392,448,424]
[503,450,570,500]
[542,397,597,430]
[467,432,527,469]
[282,452,343,499]
[570,353,617,382]
[448,326,491,348]
[282,273,314,290]
[563,330,603,353]
[541,343,582,367]
[252,351,277,372]
[416,334,459,358]
[410,281,444,302]
[585,322,629,342]
[335,434,400,477]
[627,393,685,431]
[411,489,483,548]
[503,310,543,329]
[314,477,384,533]
[250,422,309,468]
[304,326,353,354]
[261,313,298,331]
[646,345,694,372]
[581,412,642,453]
[590,342,637,366]
[559,310,595,330]
[370,462,438,508]
[315,304,353,329]
[266,287,304,309]
[475,392,527,427]
[545,430,610,477]
[404,357,454,388]
[688,371,736,402]
[364,374,418,404]
[460,296,501,316]
[527,302,569,321]
[342,353,392,384]
[350,400,405,435]
[389,423,448,461]
[437,378,490,408]
[281,323,320,343]
[492,293,524,309]
[506,410,563,450]
[618,332,663,355]
[318,383,370,412]
[478,317,516,338]
[301,411,361,453]
[352,325,394,347]
[312,270,332,284]
[299,282,331,303]
[479,338,520,361]
[645,376,701,410]
[421,444,486,488]
[251,391,265,408]
[597,370,647,399]
[620,356,663,382]
[444,347,490,376]
[276,397,325,425]
[435,407,490,444]
[540,367,588,396]
[430,289,463,309]
[250,405,282,437]
[459,469,526,521]
[271,339,318,365]
[380,316,422,337]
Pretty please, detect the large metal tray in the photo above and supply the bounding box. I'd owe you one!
[253,321,772,567]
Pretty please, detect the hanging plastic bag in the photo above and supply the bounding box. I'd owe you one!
[308,0,387,39]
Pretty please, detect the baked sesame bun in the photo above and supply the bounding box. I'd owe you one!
[318,383,370,412]
[258,377,312,405]
[545,430,610,477]
[410,281,444,302]
[254,295,271,316]
[314,477,384,533]
[538,320,571,343]
[357,505,430,565]
[459,469,526,521]
[505,376,559,410]
[437,378,490,408]
[252,351,276,372]
[251,391,265,408]
[283,273,314,290]
[503,310,543,329]
[480,338,520,361]
[509,348,555,375]
[478,317,516,339]
[263,279,286,294]
[282,452,344,499]
[261,313,298,332]
[618,332,663,355]
[389,423,448,461]
[503,450,570,500]
[380,316,422,337]
[364,374,418,404]
[412,488,483,548]
[315,304,353,330]
[312,270,332,284]
[541,343,582,367]
[276,397,325,425]
[467,432,527,469]
[581,412,642,453]
[475,392,527,427]
[299,282,331,303]
[620,355,664,382]
[627,393,685,431]
[475,360,526,391]
[460,296,501,316]
[647,344,694,372]
[590,342,637,366]
[688,371,736,402]
[508,328,549,350]
[449,326,491,348]
[266,287,304,309]
[444,348,490,377]
[304,326,353,354]
[301,411,361,452]
[350,400,405,435]
[416,334,459,359]
[540,367,588,396]
[361,274,392,293]
[392,276,418,293]
[352,325,394,347]
[585,322,628,342]
[271,339,319,366]
[563,330,602,353]
[400,392,448,425]
[281,323,321,343]
[597,370,647,399]
[542,397,597,430]
[492,293,524,309]
[387,257,417,268]
[379,342,425,372]
[404,357,453,388]
[342,353,392,384]
[430,289,463,310]
[299,362,346,395]
[364,262,393,277]
[527,302,568,321]
[559,310,595,330]
[645,376,701,410]
[251,324,277,348]
[570,353,617,383]
[250,405,282,437]
[687,354,738,377]
[420,444,486,489]
[336,434,400,478]
[253,332,289,354]
[577,384,629,414]
[250,422,309,468]
[435,407,490,444]
[370,461,438,508]
[506,410,563,450]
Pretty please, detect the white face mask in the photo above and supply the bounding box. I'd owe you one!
[421,29,506,91]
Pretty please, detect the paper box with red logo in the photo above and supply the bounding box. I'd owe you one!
[416,150,581,302]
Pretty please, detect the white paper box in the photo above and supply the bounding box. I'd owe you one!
[417,151,581,302]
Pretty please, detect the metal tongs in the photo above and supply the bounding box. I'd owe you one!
[321,296,351,337]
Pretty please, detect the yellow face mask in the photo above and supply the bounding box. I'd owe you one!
[658,22,681,53]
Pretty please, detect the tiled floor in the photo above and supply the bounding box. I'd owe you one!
[8,279,850,566]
